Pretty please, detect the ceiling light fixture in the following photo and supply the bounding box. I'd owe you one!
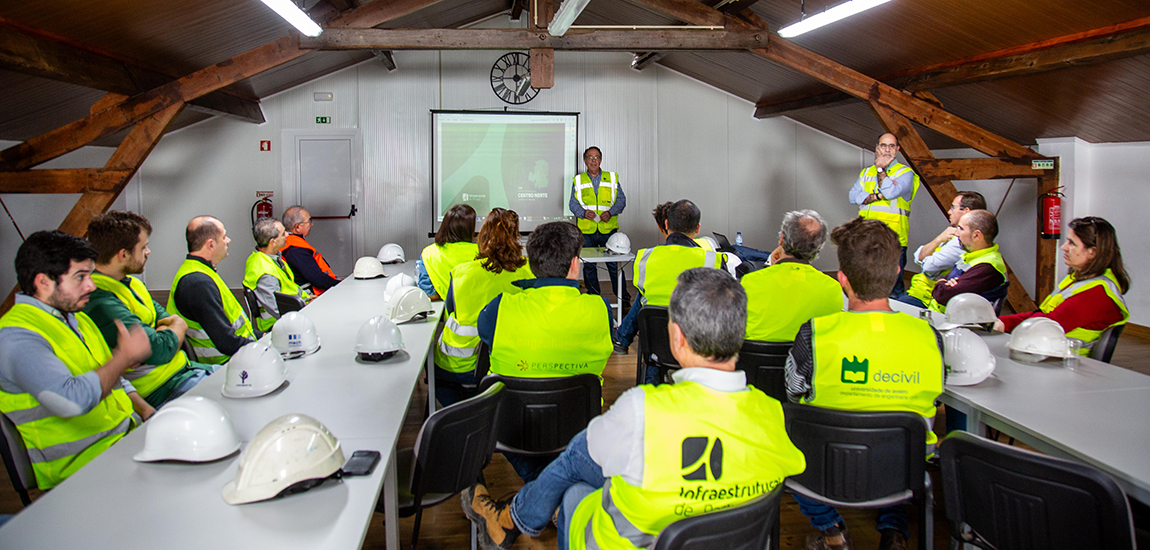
[778,0,891,38]
[548,0,592,37]
[261,0,324,37]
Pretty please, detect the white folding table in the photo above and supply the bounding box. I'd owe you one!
[580,247,635,326]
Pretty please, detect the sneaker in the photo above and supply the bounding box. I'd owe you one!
[461,484,520,550]
[613,340,629,355]
[804,523,853,550]
[878,529,908,550]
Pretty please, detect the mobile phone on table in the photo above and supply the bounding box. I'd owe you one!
[342,450,381,476]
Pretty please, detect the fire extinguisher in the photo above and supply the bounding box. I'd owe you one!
[1039,188,1064,240]
[251,197,274,228]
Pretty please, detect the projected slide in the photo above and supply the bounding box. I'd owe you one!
[433,111,578,232]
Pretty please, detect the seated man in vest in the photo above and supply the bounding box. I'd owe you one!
[244,218,312,333]
[742,210,842,342]
[0,231,153,489]
[168,216,255,364]
[280,205,341,295]
[84,211,216,408]
[926,209,1006,312]
[785,217,944,550]
[898,191,986,308]
[463,268,806,550]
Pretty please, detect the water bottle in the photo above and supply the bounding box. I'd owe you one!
[735,232,743,246]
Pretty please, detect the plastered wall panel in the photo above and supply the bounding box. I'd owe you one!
[727,105,798,250]
[794,125,869,272]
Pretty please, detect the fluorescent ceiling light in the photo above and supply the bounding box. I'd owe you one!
[778,0,891,38]
[548,0,592,37]
[261,0,324,37]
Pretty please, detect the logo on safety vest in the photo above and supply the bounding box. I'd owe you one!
[841,356,868,384]
[681,437,723,481]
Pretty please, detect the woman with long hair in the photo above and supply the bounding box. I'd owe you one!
[417,204,477,300]
[995,216,1130,356]
[433,208,532,405]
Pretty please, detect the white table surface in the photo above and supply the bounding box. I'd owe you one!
[0,261,442,549]
[580,247,635,326]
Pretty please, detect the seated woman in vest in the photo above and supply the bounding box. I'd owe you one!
[993,216,1130,356]
[417,204,477,300]
[434,208,532,407]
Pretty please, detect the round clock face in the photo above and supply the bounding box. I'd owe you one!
[490,52,539,105]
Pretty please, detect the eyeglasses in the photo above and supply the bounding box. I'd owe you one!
[876,143,898,150]
[585,156,601,160]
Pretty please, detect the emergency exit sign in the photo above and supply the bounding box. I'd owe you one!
[1032,159,1054,170]
[316,116,331,124]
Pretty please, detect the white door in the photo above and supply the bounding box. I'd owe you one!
[283,130,363,277]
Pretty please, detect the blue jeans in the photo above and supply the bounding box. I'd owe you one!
[559,482,598,550]
[615,300,643,347]
[792,493,909,538]
[583,232,630,301]
[893,292,926,309]
[434,366,477,408]
[730,244,773,263]
[890,246,908,298]
[510,430,606,538]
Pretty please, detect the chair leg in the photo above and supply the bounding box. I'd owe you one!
[410,507,423,550]
[921,473,934,550]
[635,354,644,386]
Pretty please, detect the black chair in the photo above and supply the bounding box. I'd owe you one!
[985,280,1010,316]
[241,287,264,338]
[782,403,933,550]
[478,374,601,455]
[636,306,678,385]
[1092,324,1125,364]
[939,431,1135,550]
[180,337,198,362]
[274,291,305,316]
[0,412,34,506]
[734,340,792,401]
[653,485,784,550]
[380,381,504,550]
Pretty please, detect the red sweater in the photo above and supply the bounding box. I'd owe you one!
[1000,286,1125,334]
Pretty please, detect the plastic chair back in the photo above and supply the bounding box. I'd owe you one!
[1092,323,1125,364]
[939,431,1135,550]
[0,412,34,506]
[242,287,264,338]
[985,280,1010,315]
[274,291,305,316]
[653,485,784,550]
[734,340,792,401]
[411,382,503,497]
[478,374,601,455]
[636,306,678,384]
[475,340,491,382]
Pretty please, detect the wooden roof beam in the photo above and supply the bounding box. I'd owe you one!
[300,28,767,50]
[0,169,131,193]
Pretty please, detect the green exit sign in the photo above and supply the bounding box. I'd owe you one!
[316,116,331,124]
[1032,159,1054,170]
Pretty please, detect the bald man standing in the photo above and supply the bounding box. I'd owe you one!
[849,133,921,298]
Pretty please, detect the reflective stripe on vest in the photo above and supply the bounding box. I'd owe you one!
[280,234,336,296]
[1039,269,1130,353]
[90,272,189,397]
[857,162,920,246]
[243,250,305,333]
[575,172,620,234]
[926,244,1006,314]
[633,246,718,307]
[420,242,479,298]
[489,285,612,377]
[434,259,532,373]
[0,304,136,489]
[742,262,843,342]
[167,259,255,365]
[808,311,944,449]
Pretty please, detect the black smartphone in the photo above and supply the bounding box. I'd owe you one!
[342,450,381,476]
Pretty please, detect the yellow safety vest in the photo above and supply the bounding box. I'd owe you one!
[693,238,714,252]
[906,237,957,305]
[568,381,806,550]
[489,284,612,378]
[741,262,843,342]
[90,272,188,397]
[1039,269,1129,355]
[243,251,306,333]
[857,162,920,246]
[434,259,532,373]
[574,172,619,234]
[634,246,719,307]
[807,311,944,448]
[0,304,136,489]
[167,259,255,365]
[420,242,478,298]
[926,244,1006,313]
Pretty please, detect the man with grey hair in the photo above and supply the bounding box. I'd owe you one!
[462,267,806,550]
[741,210,843,342]
[280,205,341,295]
[243,218,311,333]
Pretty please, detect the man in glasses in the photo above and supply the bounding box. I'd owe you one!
[569,146,631,309]
[281,205,341,296]
[848,133,921,298]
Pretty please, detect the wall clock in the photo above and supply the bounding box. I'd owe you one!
[490,52,539,105]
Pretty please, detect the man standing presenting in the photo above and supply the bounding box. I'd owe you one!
[899,191,986,308]
[85,211,216,407]
[570,146,630,307]
[244,218,311,333]
[849,133,920,298]
[925,209,1007,312]
[281,205,341,296]
[169,216,255,365]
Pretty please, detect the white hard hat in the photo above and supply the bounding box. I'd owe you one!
[384,272,417,301]
[1007,317,1072,362]
[221,413,344,505]
[222,342,289,399]
[606,232,631,255]
[387,287,435,324]
[377,243,405,264]
[356,315,405,361]
[353,256,386,279]
[701,236,719,251]
[270,311,321,358]
[133,396,241,463]
[943,328,996,386]
[722,252,741,278]
[936,293,998,330]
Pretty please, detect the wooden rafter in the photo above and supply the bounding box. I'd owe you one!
[911,158,1053,181]
[530,47,555,89]
[755,16,1150,119]
[300,28,767,50]
[510,0,527,21]
[0,169,132,193]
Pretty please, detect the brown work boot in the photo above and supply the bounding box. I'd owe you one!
[461,484,520,550]
[804,522,854,550]
[878,529,909,550]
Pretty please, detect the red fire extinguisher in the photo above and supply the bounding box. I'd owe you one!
[1039,188,1064,240]
[251,197,274,228]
